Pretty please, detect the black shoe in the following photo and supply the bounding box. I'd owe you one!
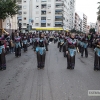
[0,68,2,70]
[85,56,88,58]
[71,66,74,69]
[3,67,6,70]
[67,67,70,69]
[81,55,83,57]
[94,67,98,71]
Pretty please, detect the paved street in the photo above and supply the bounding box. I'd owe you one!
[0,43,100,100]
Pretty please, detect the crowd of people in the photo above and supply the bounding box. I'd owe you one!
[57,32,100,71]
[0,30,100,71]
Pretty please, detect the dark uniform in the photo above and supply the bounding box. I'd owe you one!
[0,34,9,70]
[36,37,46,69]
[66,37,77,69]
[94,38,100,70]
[22,34,28,52]
[81,35,88,57]
[15,35,21,57]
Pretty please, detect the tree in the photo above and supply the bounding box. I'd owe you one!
[89,28,95,34]
[0,0,19,28]
[0,0,19,19]
[70,29,76,33]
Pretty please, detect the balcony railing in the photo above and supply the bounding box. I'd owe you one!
[41,20,46,23]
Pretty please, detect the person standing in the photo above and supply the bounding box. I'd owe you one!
[0,32,9,70]
[10,39,15,53]
[36,33,46,69]
[22,33,28,52]
[94,38,100,71]
[14,33,21,57]
[66,33,77,69]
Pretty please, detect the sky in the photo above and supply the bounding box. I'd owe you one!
[75,0,99,23]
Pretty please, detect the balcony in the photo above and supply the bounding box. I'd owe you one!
[41,23,46,27]
[41,0,46,4]
[55,24,63,27]
[55,10,62,15]
[41,11,46,15]
[55,0,63,3]
[41,20,46,23]
[41,0,46,2]
[55,16,63,21]
[41,4,47,10]
[55,6,63,10]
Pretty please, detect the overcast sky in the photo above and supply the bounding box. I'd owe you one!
[75,0,99,23]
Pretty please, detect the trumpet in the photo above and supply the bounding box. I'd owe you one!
[0,28,9,35]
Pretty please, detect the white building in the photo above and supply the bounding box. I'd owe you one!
[76,11,87,33]
[96,21,100,34]
[89,22,96,29]
[1,15,18,34]
[17,0,76,31]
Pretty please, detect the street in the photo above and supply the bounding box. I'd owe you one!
[0,43,100,100]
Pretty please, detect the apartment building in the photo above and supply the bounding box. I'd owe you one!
[96,21,100,34]
[17,0,75,31]
[74,12,82,32]
[76,12,87,33]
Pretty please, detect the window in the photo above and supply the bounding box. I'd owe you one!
[23,5,27,9]
[41,17,46,20]
[23,12,27,14]
[18,12,22,15]
[35,23,39,26]
[48,11,51,14]
[23,0,26,3]
[23,23,26,26]
[24,17,26,20]
[36,5,39,9]
[47,23,51,26]
[48,4,51,7]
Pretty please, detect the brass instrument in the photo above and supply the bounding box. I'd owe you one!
[0,28,9,35]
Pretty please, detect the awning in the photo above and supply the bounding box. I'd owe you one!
[32,27,63,31]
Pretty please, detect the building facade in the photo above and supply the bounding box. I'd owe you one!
[96,21,100,34]
[76,12,87,33]
[17,0,76,31]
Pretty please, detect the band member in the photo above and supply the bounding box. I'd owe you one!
[22,33,28,52]
[14,33,21,57]
[94,39,100,71]
[66,33,77,69]
[44,34,48,51]
[63,33,69,57]
[57,34,61,48]
[59,36,64,52]
[33,34,38,51]
[36,33,46,69]
[81,34,88,57]
[0,31,9,70]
